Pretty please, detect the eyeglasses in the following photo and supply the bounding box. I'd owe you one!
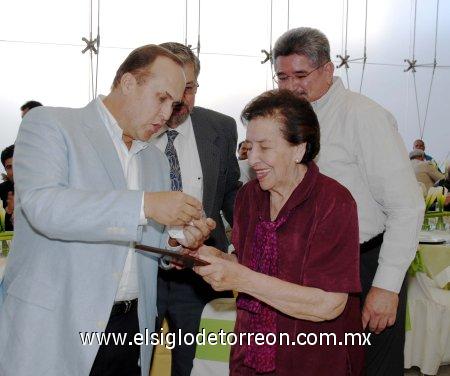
[273,61,330,84]
[184,82,199,95]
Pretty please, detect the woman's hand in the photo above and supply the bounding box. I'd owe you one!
[192,245,245,291]
[178,218,216,249]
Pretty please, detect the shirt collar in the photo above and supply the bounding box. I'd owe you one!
[96,95,148,153]
[311,76,345,112]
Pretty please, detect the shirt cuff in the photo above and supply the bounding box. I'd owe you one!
[159,239,183,270]
[138,192,147,225]
[371,264,408,293]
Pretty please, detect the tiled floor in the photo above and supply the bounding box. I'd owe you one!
[405,365,450,375]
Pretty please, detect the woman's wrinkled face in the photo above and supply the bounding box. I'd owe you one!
[246,116,303,192]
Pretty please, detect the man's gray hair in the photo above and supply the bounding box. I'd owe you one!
[273,27,331,67]
[159,42,201,78]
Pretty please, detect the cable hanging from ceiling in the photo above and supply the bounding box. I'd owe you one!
[405,0,440,139]
[336,0,369,93]
[196,0,201,56]
[183,0,201,58]
[287,0,290,30]
[82,0,100,101]
[260,0,274,91]
[184,0,189,47]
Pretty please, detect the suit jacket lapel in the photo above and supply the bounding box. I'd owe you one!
[191,110,219,216]
[80,100,127,190]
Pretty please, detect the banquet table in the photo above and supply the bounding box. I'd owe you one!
[404,230,450,375]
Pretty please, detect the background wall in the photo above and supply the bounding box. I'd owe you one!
[1,0,449,171]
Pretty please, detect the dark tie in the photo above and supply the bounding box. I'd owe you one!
[164,130,183,191]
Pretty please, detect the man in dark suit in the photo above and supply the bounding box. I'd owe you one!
[0,145,15,231]
[152,42,241,376]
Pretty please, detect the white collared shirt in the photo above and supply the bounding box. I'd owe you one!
[312,77,424,293]
[96,96,148,301]
[238,159,256,184]
[152,116,203,202]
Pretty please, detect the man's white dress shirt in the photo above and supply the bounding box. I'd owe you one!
[97,96,148,301]
[312,77,424,293]
[238,159,256,184]
[152,116,203,202]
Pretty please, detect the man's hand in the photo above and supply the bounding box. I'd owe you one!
[178,218,216,249]
[6,191,14,215]
[144,191,202,226]
[362,286,398,334]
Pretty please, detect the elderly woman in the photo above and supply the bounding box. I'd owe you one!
[193,90,364,375]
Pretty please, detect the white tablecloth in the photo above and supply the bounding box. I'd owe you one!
[191,298,236,376]
[404,232,450,374]
[404,272,450,375]
[0,257,6,282]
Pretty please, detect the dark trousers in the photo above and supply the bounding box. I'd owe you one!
[156,268,230,376]
[360,242,407,376]
[89,304,141,376]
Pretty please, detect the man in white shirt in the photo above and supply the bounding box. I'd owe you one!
[0,45,214,376]
[151,42,241,376]
[273,28,424,375]
[237,141,256,184]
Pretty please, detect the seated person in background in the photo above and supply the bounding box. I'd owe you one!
[0,144,15,230]
[238,140,256,184]
[409,149,444,193]
[193,90,364,376]
[20,100,43,118]
[413,139,433,161]
[413,139,441,171]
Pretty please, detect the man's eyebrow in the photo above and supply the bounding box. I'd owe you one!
[276,69,308,75]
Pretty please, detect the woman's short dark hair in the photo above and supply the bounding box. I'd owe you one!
[241,90,320,163]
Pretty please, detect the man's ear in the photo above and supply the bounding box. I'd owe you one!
[324,61,334,84]
[120,72,136,95]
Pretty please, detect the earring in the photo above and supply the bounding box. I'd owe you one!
[295,159,301,164]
